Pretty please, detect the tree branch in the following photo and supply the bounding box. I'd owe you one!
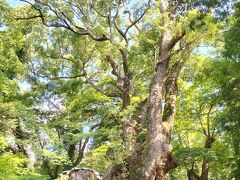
[84,74,121,98]
[14,15,42,20]
[124,0,151,35]
[20,0,110,41]
[206,104,213,136]
[112,0,128,44]
[105,54,120,79]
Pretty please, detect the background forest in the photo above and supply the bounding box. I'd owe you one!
[0,0,240,179]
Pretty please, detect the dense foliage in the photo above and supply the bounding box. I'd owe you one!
[0,0,239,179]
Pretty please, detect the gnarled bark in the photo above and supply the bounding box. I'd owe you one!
[136,1,185,177]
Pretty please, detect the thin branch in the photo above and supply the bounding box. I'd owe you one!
[167,31,186,51]
[14,15,42,20]
[158,30,204,64]
[119,47,131,78]
[49,74,85,80]
[124,10,140,31]
[206,104,213,136]
[125,0,151,34]
[84,74,121,98]
[112,0,128,44]
[90,2,109,19]
[114,21,128,44]
[20,0,110,41]
[113,0,122,21]
[105,54,120,78]
[173,31,205,55]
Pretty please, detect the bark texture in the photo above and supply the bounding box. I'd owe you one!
[60,0,185,178]
[137,1,185,179]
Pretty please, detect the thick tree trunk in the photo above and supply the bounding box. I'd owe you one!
[200,161,209,180]
[138,3,184,175]
[187,136,215,180]
[187,169,200,180]
[109,2,185,178]
[141,60,170,180]
[139,3,172,176]
[200,136,215,180]
[140,45,182,180]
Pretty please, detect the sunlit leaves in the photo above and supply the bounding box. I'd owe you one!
[0,152,29,180]
[80,144,110,173]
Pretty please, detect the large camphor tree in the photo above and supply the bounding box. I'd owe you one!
[14,0,233,179]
